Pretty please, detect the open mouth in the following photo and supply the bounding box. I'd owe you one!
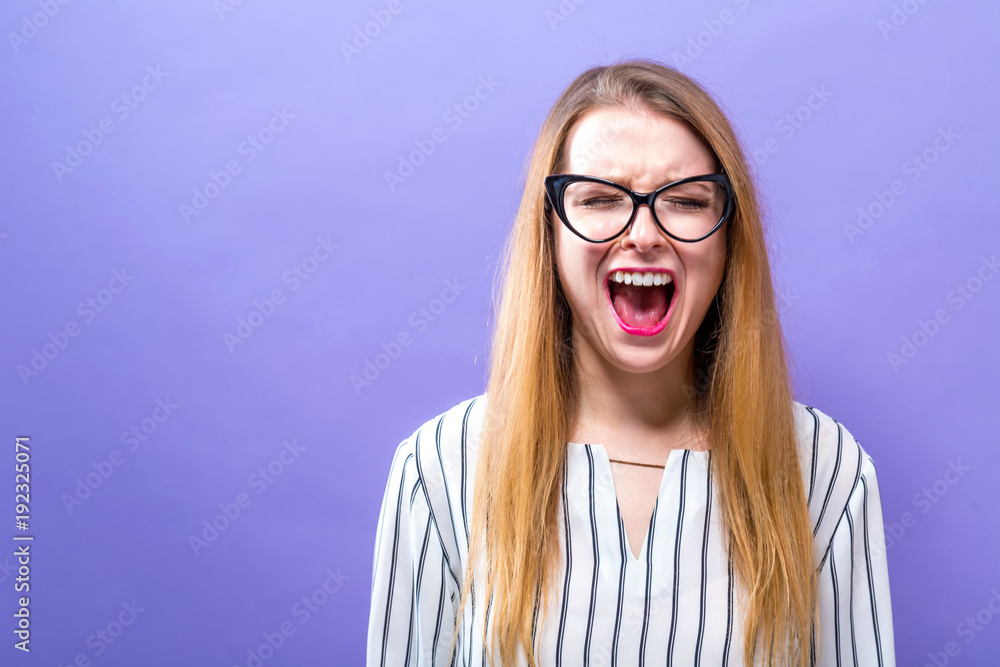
[605,269,676,336]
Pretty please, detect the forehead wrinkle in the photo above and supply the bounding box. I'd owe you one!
[566,120,713,191]
[578,161,694,192]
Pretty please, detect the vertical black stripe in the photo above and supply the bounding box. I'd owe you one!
[404,572,415,667]
[459,397,478,545]
[860,475,885,667]
[638,497,659,667]
[694,452,713,667]
[457,398,477,664]
[583,445,600,666]
[530,575,542,658]
[415,510,432,603]
[722,554,733,667]
[666,451,690,667]
[810,621,817,666]
[410,479,432,666]
[432,557,446,666]
[814,421,844,536]
[456,396,479,664]
[845,507,860,666]
[611,504,628,667]
[466,568,475,666]
[465,565,474,667]
[555,454,573,667]
[434,417,461,569]
[805,406,820,504]
[830,545,841,665]
[380,452,413,667]
[481,589,494,666]
[809,490,819,667]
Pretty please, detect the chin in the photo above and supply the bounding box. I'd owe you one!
[603,344,680,375]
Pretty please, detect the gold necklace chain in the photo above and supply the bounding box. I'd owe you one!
[607,458,665,469]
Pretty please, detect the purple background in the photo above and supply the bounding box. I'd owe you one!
[2,0,998,664]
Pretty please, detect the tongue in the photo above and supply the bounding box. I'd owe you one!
[612,284,669,328]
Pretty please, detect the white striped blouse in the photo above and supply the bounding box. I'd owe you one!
[367,394,896,666]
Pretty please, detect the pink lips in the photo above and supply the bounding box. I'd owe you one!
[604,267,678,337]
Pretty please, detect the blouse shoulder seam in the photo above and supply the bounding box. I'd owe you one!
[412,415,464,591]
[817,443,875,571]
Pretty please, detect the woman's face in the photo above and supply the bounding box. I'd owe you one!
[552,106,728,378]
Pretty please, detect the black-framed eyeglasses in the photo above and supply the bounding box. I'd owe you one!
[544,172,735,243]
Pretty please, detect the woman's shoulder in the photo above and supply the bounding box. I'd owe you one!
[790,400,880,557]
[392,393,488,556]
[400,393,487,481]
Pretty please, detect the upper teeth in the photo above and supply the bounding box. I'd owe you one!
[611,270,673,286]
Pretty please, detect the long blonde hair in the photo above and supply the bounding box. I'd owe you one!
[449,59,817,667]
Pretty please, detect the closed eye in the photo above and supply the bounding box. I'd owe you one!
[578,196,626,208]
[660,197,709,210]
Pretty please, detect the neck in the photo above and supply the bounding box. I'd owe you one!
[569,334,705,456]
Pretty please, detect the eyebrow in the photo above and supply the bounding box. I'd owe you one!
[587,173,713,191]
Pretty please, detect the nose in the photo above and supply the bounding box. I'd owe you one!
[620,203,667,253]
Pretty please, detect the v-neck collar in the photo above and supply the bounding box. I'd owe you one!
[568,442,709,563]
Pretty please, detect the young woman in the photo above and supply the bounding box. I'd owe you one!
[367,60,895,667]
